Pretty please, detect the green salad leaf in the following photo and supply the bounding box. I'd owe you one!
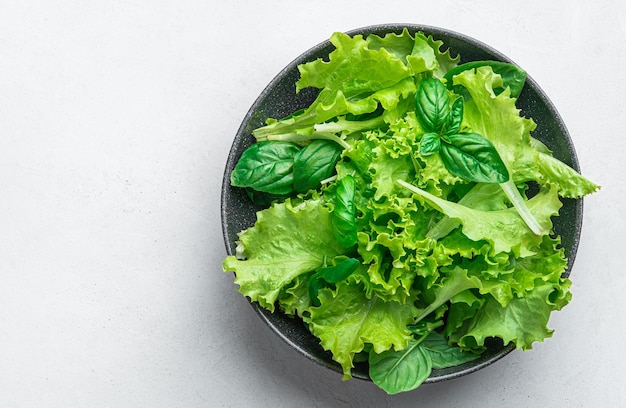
[397,180,561,256]
[223,196,347,311]
[230,141,300,195]
[369,337,432,394]
[444,60,527,99]
[416,77,451,133]
[293,139,343,192]
[308,257,360,307]
[422,330,481,370]
[329,175,358,248]
[223,29,599,394]
[439,133,509,183]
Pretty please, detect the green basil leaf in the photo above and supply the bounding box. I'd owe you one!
[415,77,450,133]
[369,340,432,395]
[419,132,441,156]
[293,140,343,193]
[316,257,360,283]
[230,141,300,195]
[421,331,480,370]
[307,274,325,308]
[330,175,358,248]
[444,61,527,99]
[444,97,464,136]
[440,133,510,184]
[308,257,360,307]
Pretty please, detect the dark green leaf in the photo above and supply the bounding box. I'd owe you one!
[419,132,441,156]
[421,331,480,370]
[440,133,510,184]
[244,188,287,207]
[444,97,464,135]
[293,140,343,193]
[308,257,360,307]
[353,350,370,363]
[330,175,358,248]
[369,340,432,395]
[230,141,300,195]
[444,61,527,99]
[316,257,360,283]
[307,274,325,308]
[415,78,450,133]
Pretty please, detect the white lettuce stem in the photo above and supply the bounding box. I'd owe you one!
[313,116,385,135]
[309,132,352,149]
[426,216,460,240]
[499,179,544,236]
[265,132,351,149]
[401,178,545,238]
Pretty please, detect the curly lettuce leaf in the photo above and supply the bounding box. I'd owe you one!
[442,232,571,350]
[356,230,419,304]
[253,78,416,142]
[454,283,564,350]
[419,32,461,78]
[296,32,412,93]
[278,273,313,317]
[222,197,347,311]
[362,29,450,76]
[369,135,416,201]
[453,66,537,177]
[305,279,418,379]
[398,180,562,257]
[413,266,483,323]
[535,151,600,198]
[253,29,459,145]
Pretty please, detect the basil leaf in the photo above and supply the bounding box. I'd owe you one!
[330,175,358,248]
[421,331,480,370]
[419,132,441,156]
[293,140,343,193]
[369,339,432,395]
[444,60,527,99]
[307,274,325,308]
[440,133,510,184]
[444,96,464,136]
[230,141,300,195]
[316,257,360,283]
[415,78,450,133]
[308,257,360,307]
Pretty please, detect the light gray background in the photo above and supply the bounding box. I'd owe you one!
[1,1,623,407]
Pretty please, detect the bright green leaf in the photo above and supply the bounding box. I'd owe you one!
[222,197,347,311]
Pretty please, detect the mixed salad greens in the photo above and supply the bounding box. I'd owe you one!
[222,29,599,394]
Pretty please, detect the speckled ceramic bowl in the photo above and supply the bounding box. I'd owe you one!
[221,23,583,383]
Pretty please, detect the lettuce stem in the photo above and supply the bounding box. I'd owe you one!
[426,217,460,240]
[264,132,351,149]
[499,179,544,236]
[310,132,351,149]
[313,116,385,135]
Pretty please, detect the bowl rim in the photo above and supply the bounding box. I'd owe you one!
[221,23,583,384]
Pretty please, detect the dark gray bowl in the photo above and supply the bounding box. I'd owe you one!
[221,23,583,383]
